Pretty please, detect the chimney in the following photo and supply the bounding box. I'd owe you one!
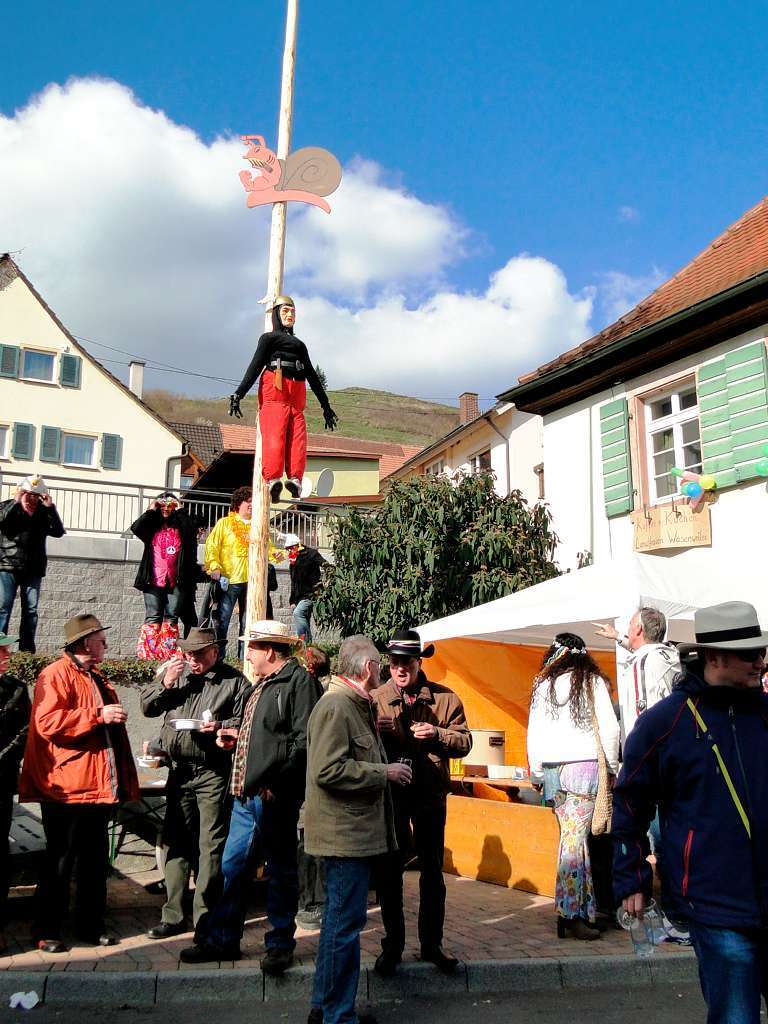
[458,391,479,425]
[128,360,145,400]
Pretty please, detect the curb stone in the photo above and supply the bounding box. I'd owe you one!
[0,953,698,1006]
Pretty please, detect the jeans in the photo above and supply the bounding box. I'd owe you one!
[292,598,313,642]
[377,797,447,955]
[689,921,768,1023]
[143,585,185,625]
[215,582,247,660]
[311,857,371,1024]
[0,571,42,653]
[200,794,300,952]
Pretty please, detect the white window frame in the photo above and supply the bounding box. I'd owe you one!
[469,449,492,475]
[61,432,97,469]
[0,423,9,460]
[643,380,701,504]
[425,458,445,477]
[20,349,56,384]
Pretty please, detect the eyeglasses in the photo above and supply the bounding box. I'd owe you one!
[731,648,766,663]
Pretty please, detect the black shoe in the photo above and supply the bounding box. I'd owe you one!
[269,480,284,503]
[261,948,294,976]
[307,1009,323,1024]
[358,1014,378,1024]
[374,950,401,977]
[147,921,186,939]
[285,477,301,499]
[179,942,241,964]
[420,946,459,973]
[75,932,118,947]
[34,938,69,954]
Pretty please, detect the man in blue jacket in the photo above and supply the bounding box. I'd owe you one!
[613,601,768,1023]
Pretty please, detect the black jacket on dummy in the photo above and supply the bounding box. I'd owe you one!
[0,673,30,789]
[141,662,251,771]
[130,508,200,592]
[0,499,65,577]
[289,546,326,604]
[241,657,322,801]
[234,308,332,410]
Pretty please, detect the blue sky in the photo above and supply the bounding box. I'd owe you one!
[2,2,768,401]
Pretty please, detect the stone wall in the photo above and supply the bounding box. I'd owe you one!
[6,535,302,658]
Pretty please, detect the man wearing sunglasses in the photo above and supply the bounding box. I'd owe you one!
[613,602,768,1023]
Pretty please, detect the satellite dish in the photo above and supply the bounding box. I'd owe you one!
[315,468,335,498]
[300,476,314,499]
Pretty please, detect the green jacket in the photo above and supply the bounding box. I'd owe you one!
[304,677,396,858]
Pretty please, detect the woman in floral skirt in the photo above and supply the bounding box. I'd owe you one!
[527,632,619,940]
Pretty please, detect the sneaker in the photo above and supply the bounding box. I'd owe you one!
[261,948,294,975]
[285,478,301,498]
[296,906,323,929]
[269,480,284,503]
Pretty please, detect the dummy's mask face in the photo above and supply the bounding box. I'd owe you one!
[279,304,295,327]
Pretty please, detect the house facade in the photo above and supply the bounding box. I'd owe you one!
[502,197,768,583]
[386,391,543,507]
[0,255,184,500]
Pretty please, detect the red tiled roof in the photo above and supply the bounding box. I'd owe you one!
[380,445,423,479]
[519,196,768,386]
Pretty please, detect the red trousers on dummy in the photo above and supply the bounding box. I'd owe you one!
[259,370,308,481]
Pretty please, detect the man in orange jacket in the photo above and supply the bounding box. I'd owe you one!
[20,614,139,953]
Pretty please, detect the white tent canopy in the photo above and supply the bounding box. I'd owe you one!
[418,551,766,650]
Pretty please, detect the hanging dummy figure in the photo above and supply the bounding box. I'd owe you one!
[229,296,338,503]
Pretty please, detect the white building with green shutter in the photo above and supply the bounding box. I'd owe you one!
[0,254,184,509]
[500,196,768,575]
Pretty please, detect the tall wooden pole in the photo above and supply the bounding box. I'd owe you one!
[243,0,298,680]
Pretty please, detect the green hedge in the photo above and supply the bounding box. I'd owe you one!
[9,653,158,688]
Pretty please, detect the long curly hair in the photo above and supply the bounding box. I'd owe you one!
[531,631,609,728]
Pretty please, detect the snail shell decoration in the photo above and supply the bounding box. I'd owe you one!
[239,135,342,214]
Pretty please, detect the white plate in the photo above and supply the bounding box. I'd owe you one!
[171,718,204,731]
[137,756,163,769]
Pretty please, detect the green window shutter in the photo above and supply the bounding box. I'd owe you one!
[0,345,20,379]
[697,340,768,485]
[40,425,62,463]
[600,398,634,517]
[60,353,82,389]
[101,433,123,470]
[11,422,35,460]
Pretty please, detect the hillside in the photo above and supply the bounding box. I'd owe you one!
[145,387,459,446]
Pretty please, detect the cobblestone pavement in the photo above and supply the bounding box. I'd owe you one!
[0,869,688,973]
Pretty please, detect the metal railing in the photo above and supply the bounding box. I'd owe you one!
[0,471,350,551]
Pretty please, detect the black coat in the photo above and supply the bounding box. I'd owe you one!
[0,499,65,578]
[289,547,326,604]
[242,657,322,801]
[130,508,199,592]
[0,673,30,789]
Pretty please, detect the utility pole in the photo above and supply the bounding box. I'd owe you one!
[243,0,298,680]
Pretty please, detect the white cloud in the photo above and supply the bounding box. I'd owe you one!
[596,268,666,325]
[618,205,640,223]
[1,77,594,403]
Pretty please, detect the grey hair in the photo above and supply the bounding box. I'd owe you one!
[337,634,379,680]
[638,606,666,644]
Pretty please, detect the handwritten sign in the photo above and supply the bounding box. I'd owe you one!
[631,503,712,552]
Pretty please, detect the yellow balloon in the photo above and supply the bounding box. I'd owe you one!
[699,475,716,491]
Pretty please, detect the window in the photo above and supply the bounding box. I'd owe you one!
[21,350,55,383]
[425,458,445,477]
[469,450,492,475]
[62,433,96,468]
[180,474,195,489]
[644,382,702,502]
[0,425,8,459]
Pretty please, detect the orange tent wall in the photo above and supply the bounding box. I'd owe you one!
[428,638,618,766]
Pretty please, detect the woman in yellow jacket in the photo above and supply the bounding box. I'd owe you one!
[204,488,283,659]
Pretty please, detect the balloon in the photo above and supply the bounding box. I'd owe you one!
[699,475,717,491]
[755,459,768,477]
[670,467,684,478]
[683,482,703,499]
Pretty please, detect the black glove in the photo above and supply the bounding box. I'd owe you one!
[323,405,338,431]
[229,394,243,419]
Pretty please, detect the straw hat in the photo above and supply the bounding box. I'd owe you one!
[240,620,300,645]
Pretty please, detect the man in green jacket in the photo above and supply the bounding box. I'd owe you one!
[305,635,410,1024]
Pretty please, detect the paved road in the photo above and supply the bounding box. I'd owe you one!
[19,985,711,1023]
